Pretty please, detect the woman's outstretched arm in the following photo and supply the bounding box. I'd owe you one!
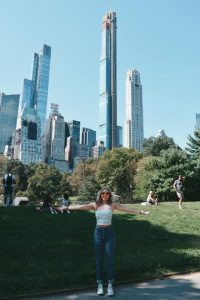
[112,202,149,215]
[65,202,96,211]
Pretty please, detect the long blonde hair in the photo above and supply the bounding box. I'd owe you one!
[96,187,113,207]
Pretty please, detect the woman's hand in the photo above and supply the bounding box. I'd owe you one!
[140,210,150,215]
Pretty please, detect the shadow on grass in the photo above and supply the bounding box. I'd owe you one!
[113,213,200,282]
[0,207,200,298]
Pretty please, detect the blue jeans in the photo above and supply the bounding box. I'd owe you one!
[94,225,115,284]
[4,186,14,206]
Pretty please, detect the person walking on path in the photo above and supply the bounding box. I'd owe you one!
[2,168,16,207]
[173,175,185,209]
[60,186,149,297]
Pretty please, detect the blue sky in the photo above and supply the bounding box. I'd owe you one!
[0,0,200,148]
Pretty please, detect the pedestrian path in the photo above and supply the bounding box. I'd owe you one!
[23,271,200,300]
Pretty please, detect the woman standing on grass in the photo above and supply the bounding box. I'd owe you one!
[61,187,149,297]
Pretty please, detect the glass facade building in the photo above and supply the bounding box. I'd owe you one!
[0,93,20,153]
[99,12,117,149]
[117,125,123,147]
[65,120,80,169]
[81,127,96,148]
[92,141,105,158]
[124,69,144,152]
[42,105,68,172]
[67,120,80,144]
[195,114,200,131]
[12,44,51,164]
[18,45,51,133]
[34,45,51,134]
[13,79,42,164]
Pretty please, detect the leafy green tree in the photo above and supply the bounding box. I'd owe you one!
[26,164,62,203]
[0,159,28,195]
[134,155,159,200]
[68,159,98,195]
[0,155,8,194]
[96,148,142,202]
[59,172,73,196]
[186,130,200,158]
[25,163,39,179]
[186,130,200,198]
[78,176,101,202]
[143,135,177,156]
[134,148,192,201]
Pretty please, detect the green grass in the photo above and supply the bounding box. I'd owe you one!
[68,196,78,201]
[0,202,200,298]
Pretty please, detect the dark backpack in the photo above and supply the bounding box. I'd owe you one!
[5,174,13,186]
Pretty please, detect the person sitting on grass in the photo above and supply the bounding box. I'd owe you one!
[146,191,158,205]
[36,194,57,214]
[58,186,149,297]
[59,192,71,214]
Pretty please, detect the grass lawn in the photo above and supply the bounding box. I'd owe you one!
[0,202,200,298]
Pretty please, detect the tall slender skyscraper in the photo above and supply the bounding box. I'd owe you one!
[99,12,117,149]
[12,44,51,164]
[124,69,144,152]
[13,78,42,163]
[29,44,51,134]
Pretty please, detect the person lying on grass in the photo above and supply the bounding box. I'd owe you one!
[58,187,149,297]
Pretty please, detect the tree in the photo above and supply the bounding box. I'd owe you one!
[59,172,73,195]
[0,159,28,195]
[26,164,62,203]
[143,135,177,156]
[0,155,8,194]
[68,159,98,195]
[78,176,101,202]
[134,155,159,200]
[186,129,200,159]
[186,130,200,199]
[96,148,142,202]
[134,148,192,201]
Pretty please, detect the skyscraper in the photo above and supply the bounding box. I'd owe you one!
[65,136,77,170]
[67,120,80,144]
[117,125,123,148]
[42,103,68,172]
[99,12,117,149]
[12,44,51,164]
[195,113,200,131]
[81,127,96,148]
[0,93,20,153]
[30,44,51,134]
[65,120,81,170]
[124,69,144,152]
[12,78,42,163]
[92,141,105,158]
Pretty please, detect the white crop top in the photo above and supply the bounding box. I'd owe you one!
[95,207,113,226]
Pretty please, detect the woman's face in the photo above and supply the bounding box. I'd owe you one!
[100,189,110,203]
